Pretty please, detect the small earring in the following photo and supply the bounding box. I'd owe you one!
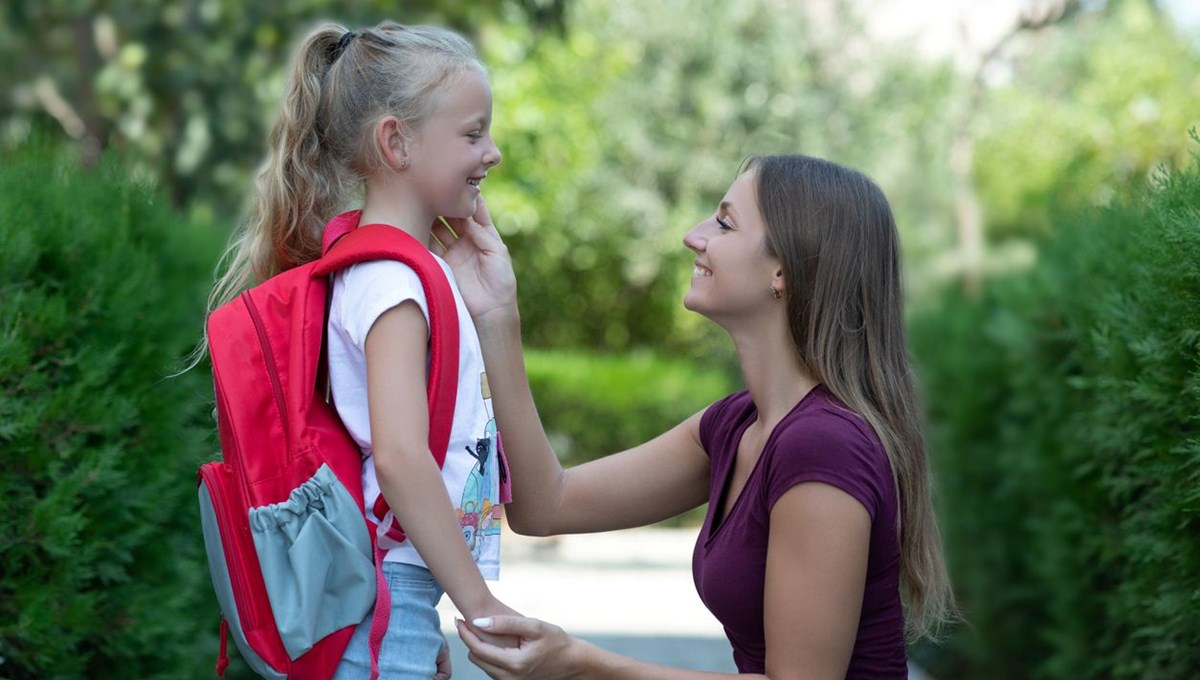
[398,158,409,169]
[770,286,782,300]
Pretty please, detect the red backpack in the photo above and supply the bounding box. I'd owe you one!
[197,211,458,679]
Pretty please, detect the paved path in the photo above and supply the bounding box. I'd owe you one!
[437,526,932,679]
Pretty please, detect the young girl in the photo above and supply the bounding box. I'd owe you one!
[206,21,516,679]
[441,155,958,679]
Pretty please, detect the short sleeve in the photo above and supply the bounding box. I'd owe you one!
[699,391,749,458]
[335,260,430,350]
[763,413,887,522]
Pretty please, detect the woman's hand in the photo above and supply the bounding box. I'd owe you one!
[455,615,583,680]
[433,196,518,321]
[466,597,525,650]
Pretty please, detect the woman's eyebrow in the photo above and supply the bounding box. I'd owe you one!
[720,201,739,218]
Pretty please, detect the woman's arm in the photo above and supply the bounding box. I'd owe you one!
[436,204,711,535]
[365,301,515,622]
[763,482,870,678]
[456,482,872,680]
[478,307,711,535]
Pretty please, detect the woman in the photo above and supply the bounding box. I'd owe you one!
[436,154,956,679]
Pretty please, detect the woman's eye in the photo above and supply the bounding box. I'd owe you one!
[716,216,734,231]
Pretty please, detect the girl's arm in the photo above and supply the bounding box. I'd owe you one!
[365,301,515,622]
[456,482,872,680]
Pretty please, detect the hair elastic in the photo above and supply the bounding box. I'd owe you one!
[333,31,357,59]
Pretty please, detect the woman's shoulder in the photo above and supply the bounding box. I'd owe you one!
[698,390,753,454]
[769,388,891,480]
[780,387,880,449]
[700,390,754,429]
[765,388,895,517]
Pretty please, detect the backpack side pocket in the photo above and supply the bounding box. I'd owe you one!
[247,463,375,660]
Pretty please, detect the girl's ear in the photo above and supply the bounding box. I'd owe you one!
[375,116,411,171]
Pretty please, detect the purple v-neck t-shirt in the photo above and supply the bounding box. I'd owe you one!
[692,387,907,677]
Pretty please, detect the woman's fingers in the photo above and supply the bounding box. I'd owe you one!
[472,195,496,229]
[430,217,459,254]
[472,615,546,638]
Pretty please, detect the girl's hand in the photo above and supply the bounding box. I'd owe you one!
[433,196,518,321]
[434,632,452,680]
[455,615,582,680]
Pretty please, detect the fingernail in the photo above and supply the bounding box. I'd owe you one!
[472,617,493,629]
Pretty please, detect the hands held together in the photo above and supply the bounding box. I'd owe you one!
[456,615,583,680]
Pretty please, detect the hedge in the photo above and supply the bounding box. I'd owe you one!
[0,141,224,679]
[910,149,1200,679]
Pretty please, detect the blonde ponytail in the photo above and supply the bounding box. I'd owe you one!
[208,25,347,314]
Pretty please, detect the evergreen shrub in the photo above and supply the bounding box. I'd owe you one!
[911,150,1200,679]
[0,141,223,679]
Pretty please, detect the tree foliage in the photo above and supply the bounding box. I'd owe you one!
[482,0,959,353]
[973,0,1200,240]
[0,0,565,215]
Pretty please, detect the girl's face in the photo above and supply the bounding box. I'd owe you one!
[682,170,782,323]
[407,70,502,219]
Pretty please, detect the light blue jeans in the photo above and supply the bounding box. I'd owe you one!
[332,562,445,680]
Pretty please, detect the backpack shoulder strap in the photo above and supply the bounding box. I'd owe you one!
[313,219,459,471]
[314,215,461,680]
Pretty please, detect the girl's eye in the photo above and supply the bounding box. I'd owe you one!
[467,131,483,141]
[716,216,734,231]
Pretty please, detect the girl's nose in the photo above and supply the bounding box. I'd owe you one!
[485,140,502,168]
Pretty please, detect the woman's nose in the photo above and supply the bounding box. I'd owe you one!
[683,223,706,252]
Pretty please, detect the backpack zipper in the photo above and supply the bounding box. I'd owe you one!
[241,292,290,451]
[199,463,262,628]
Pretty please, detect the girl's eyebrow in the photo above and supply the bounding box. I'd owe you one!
[720,201,740,218]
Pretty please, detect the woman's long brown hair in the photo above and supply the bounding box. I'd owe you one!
[749,154,956,640]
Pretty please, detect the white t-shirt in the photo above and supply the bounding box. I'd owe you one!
[327,256,502,579]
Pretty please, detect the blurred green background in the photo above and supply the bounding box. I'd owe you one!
[2,0,1198,678]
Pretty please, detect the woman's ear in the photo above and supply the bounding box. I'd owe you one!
[375,116,411,171]
[771,266,786,297]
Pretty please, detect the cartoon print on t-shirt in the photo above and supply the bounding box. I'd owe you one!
[458,372,502,557]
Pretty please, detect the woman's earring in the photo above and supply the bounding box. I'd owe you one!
[399,159,410,169]
[770,286,782,300]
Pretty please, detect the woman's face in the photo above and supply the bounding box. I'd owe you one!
[682,170,782,323]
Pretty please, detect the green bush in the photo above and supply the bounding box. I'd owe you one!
[0,141,224,678]
[526,348,736,465]
[911,149,1200,679]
